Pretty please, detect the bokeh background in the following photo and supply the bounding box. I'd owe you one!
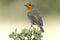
[0,0,60,40]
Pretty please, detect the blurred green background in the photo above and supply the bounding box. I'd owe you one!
[0,0,60,21]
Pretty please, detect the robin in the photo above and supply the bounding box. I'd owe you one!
[24,2,44,32]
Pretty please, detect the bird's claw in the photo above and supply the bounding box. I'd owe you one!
[29,25,33,30]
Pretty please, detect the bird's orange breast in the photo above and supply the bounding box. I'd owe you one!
[26,6,32,11]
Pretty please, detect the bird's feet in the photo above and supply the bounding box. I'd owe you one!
[29,25,33,30]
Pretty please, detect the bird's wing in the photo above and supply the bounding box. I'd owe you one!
[32,9,43,26]
[27,11,38,24]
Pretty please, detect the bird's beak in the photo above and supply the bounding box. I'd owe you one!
[24,5,27,6]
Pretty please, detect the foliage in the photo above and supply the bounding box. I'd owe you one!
[9,27,43,40]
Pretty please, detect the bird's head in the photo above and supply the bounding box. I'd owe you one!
[24,2,35,11]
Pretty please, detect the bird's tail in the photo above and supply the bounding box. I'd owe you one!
[40,26,44,32]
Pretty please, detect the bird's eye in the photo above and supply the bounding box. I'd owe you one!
[29,4,31,6]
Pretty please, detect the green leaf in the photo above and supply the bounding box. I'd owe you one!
[20,29,31,36]
[9,28,43,40]
[14,37,19,40]
[9,33,14,39]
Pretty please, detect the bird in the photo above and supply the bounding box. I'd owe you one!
[24,2,44,32]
